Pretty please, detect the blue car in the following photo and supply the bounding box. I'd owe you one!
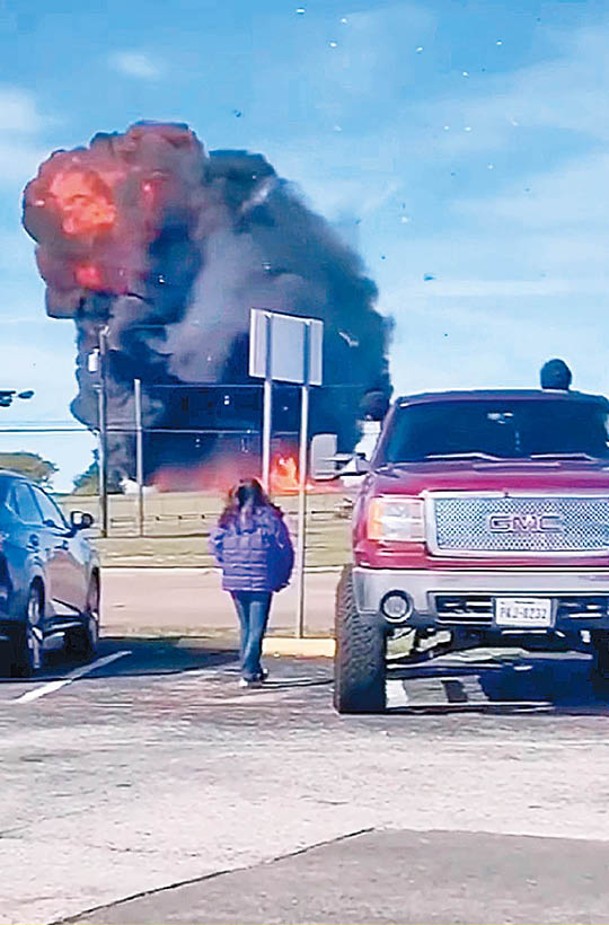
[0,469,100,676]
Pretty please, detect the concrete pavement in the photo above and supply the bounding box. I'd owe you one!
[78,828,609,924]
[2,641,609,923]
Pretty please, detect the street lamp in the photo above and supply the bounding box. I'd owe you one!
[0,390,34,408]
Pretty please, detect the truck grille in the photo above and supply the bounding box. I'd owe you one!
[430,494,609,556]
[435,594,609,624]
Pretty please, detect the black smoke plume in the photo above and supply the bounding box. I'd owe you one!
[22,122,392,487]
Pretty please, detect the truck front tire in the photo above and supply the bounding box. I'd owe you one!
[591,630,609,685]
[334,566,386,714]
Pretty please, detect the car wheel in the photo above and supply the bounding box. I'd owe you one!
[65,575,99,662]
[11,584,44,678]
[334,565,387,714]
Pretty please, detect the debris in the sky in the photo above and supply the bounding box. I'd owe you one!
[416,46,424,53]
[340,17,348,24]
[496,39,503,45]
[487,163,495,170]
[296,7,306,13]
[462,70,470,78]
[339,330,359,348]
[233,109,243,118]
[443,125,450,131]
[464,125,472,132]
[423,274,436,282]
[329,40,338,48]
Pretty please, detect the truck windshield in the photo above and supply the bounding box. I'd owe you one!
[380,399,609,464]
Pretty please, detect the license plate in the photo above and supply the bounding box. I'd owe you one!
[494,597,553,628]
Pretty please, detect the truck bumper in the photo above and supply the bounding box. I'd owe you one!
[353,566,609,631]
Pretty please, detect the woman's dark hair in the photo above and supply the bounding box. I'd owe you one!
[218,478,275,527]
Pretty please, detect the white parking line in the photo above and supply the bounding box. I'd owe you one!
[14,650,131,704]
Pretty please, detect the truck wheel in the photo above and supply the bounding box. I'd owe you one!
[334,565,386,714]
[591,630,609,684]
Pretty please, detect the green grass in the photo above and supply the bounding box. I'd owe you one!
[58,490,352,568]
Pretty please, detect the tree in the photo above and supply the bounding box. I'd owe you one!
[0,452,58,487]
[72,451,99,495]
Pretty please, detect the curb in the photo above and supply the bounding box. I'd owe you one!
[262,636,335,658]
[102,630,335,658]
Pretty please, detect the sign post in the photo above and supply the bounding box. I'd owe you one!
[249,310,323,637]
[295,321,311,636]
[98,325,109,538]
[261,313,273,493]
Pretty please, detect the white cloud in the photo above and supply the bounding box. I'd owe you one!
[0,86,43,133]
[108,50,162,80]
[0,139,48,186]
[0,87,48,188]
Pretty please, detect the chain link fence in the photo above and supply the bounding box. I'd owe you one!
[0,382,356,569]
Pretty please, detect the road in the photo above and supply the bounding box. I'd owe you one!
[3,639,609,923]
[102,568,337,636]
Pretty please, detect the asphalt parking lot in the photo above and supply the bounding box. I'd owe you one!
[4,640,609,924]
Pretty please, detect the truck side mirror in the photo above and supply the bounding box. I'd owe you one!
[351,455,372,474]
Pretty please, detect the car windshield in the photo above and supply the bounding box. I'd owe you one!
[379,398,609,464]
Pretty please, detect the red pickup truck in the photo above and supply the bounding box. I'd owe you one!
[334,388,609,713]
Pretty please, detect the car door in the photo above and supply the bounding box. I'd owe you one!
[8,479,49,610]
[31,486,87,615]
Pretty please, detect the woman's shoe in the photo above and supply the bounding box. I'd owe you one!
[238,677,262,689]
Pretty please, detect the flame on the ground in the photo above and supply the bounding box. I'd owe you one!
[270,454,300,494]
[152,454,341,495]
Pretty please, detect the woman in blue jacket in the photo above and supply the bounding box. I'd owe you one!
[210,479,294,687]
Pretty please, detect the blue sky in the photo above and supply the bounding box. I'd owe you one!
[0,0,608,489]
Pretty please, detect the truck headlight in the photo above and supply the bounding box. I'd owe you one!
[366,496,426,542]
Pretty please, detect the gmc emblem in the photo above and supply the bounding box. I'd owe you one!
[487,513,564,534]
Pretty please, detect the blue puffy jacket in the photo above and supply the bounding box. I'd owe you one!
[209,505,295,593]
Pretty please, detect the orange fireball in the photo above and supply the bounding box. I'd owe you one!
[49,169,117,237]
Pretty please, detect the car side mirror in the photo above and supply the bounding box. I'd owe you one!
[70,510,94,531]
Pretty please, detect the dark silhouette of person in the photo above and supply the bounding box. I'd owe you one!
[540,359,572,392]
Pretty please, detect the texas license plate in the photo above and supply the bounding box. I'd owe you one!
[494,597,553,628]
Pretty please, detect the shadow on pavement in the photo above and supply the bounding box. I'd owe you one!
[388,650,609,716]
[1,636,240,685]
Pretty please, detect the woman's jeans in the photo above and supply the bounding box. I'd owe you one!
[231,591,273,681]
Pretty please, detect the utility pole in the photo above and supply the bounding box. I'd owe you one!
[134,378,144,537]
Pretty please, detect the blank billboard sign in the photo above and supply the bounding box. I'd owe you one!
[249,309,323,386]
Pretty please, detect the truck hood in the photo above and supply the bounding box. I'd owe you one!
[369,459,609,496]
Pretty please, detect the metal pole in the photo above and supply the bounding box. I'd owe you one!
[295,322,311,638]
[261,313,273,494]
[134,378,144,537]
[98,326,109,538]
